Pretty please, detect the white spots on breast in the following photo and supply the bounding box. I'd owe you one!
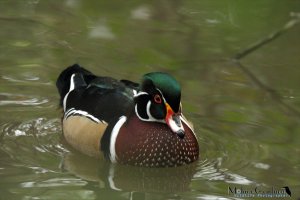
[119,125,198,167]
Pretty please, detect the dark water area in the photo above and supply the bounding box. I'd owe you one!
[0,1,300,199]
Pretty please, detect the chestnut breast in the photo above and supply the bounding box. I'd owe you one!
[115,115,199,167]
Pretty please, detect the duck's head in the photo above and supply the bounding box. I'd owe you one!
[134,72,185,138]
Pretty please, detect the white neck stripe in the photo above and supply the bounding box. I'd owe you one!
[110,116,127,163]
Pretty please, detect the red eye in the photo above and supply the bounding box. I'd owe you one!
[154,94,162,104]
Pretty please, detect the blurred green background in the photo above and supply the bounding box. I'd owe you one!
[0,0,300,199]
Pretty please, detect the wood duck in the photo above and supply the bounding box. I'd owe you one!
[56,64,199,167]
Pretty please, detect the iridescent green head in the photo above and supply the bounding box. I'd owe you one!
[134,72,185,138]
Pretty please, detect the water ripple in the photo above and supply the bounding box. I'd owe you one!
[20,178,87,188]
[0,118,65,159]
[193,126,261,186]
[2,75,51,85]
[0,93,48,106]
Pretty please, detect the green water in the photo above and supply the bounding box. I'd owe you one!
[1,1,300,199]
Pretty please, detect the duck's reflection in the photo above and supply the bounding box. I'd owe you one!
[61,150,197,193]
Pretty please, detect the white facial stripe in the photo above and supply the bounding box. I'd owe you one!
[134,90,166,123]
[110,116,127,163]
[134,91,148,97]
[146,101,156,121]
[63,74,76,112]
[135,101,164,123]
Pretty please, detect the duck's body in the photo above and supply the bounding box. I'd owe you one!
[56,64,199,167]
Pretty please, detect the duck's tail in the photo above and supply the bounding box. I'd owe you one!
[56,64,95,107]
